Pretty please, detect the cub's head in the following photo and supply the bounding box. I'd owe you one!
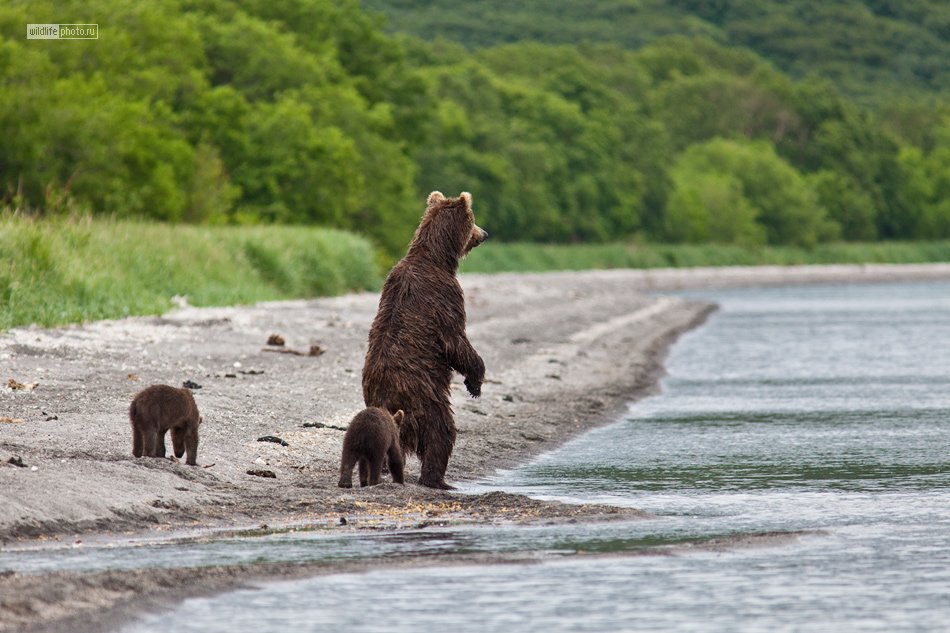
[408,191,487,267]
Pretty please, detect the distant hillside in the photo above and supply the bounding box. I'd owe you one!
[3,0,947,249]
[362,0,950,102]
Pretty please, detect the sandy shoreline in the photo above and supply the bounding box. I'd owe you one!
[2,264,949,631]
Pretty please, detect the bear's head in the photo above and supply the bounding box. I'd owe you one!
[407,191,487,269]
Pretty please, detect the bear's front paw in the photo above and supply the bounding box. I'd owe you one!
[464,377,481,399]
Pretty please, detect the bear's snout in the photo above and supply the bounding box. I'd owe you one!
[464,225,488,256]
[474,225,488,244]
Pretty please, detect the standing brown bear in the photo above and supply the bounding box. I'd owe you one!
[363,191,487,489]
[338,407,405,488]
[129,384,202,466]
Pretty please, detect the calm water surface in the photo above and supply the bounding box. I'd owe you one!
[8,281,950,632]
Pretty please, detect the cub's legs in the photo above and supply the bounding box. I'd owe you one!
[141,431,159,458]
[338,453,358,488]
[387,443,405,485]
[132,427,144,458]
[183,429,199,466]
[368,458,383,486]
[358,458,370,487]
[172,427,185,459]
[156,430,167,458]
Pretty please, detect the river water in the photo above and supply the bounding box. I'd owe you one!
[7,281,950,631]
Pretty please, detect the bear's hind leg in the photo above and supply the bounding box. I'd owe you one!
[358,458,370,487]
[387,443,405,485]
[156,429,168,458]
[132,427,144,458]
[420,453,455,489]
[418,410,457,490]
[368,457,383,486]
[172,426,185,459]
[142,431,159,458]
[338,453,357,488]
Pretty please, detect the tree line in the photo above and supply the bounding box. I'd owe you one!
[1,0,947,253]
[367,0,950,103]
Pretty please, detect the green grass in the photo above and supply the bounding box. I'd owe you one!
[461,241,950,274]
[0,215,382,330]
[5,215,949,331]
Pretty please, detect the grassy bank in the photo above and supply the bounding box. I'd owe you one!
[5,216,949,331]
[1,216,381,331]
[461,241,950,274]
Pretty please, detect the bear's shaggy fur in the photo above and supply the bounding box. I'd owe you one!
[362,191,487,489]
[129,384,202,466]
[338,407,405,488]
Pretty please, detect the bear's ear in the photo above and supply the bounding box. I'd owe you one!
[426,191,446,206]
[459,192,472,208]
[392,410,405,426]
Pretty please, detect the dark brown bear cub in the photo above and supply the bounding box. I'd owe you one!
[338,408,405,488]
[363,191,487,490]
[129,384,202,466]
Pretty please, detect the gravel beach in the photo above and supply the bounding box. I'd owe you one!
[2,264,948,632]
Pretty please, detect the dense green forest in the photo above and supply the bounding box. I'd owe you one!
[365,0,950,102]
[1,0,948,254]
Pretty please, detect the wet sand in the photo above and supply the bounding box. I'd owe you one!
[2,264,948,632]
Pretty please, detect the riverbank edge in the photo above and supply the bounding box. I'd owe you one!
[3,264,949,632]
[3,299,713,633]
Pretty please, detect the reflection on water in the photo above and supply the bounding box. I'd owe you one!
[14,281,950,632]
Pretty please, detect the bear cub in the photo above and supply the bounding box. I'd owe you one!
[129,384,202,465]
[338,407,405,488]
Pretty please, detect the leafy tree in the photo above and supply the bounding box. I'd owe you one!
[665,139,837,247]
[665,171,765,245]
[808,171,878,241]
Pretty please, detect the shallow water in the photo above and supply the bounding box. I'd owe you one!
[9,281,950,631]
